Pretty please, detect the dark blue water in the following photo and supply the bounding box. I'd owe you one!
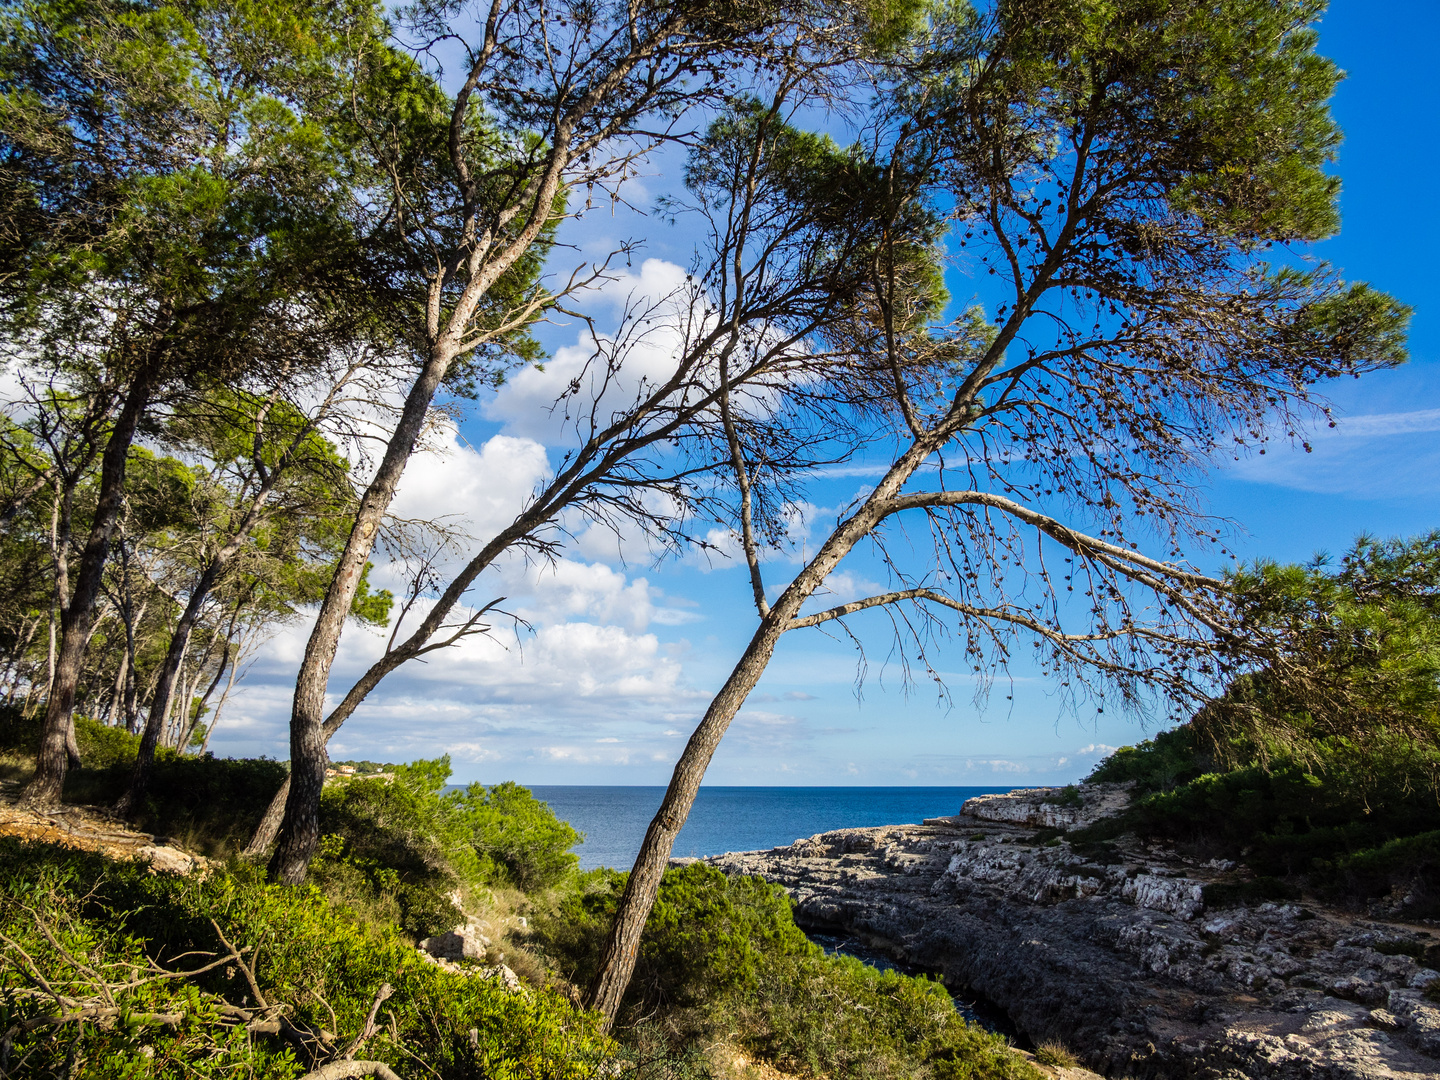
[808,931,1020,1039]
[526,785,1013,870]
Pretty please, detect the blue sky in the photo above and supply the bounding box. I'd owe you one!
[211,1,1440,787]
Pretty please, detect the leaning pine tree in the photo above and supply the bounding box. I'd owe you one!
[262,0,815,883]
[585,0,1411,1023]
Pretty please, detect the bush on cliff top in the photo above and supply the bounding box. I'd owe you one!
[531,862,1039,1080]
[1085,533,1440,912]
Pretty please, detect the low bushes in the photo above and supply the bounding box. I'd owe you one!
[311,758,580,938]
[1082,534,1440,914]
[1082,730,1440,912]
[532,863,1038,1080]
[0,837,611,1079]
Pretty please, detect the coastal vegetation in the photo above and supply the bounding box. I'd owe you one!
[1086,532,1440,916]
[0,0,1424,1066]
[0,719,1036,1079]
[0,836,612,1080]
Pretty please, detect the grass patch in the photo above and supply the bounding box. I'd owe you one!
[1032,1041,1078,1068]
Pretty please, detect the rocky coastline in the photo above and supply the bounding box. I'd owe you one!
[704,785,1440,1080]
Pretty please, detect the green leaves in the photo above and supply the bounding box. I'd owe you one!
[531,861,1038,1080]
[456,780,581,892]
[0,837,613,1077]
[1088,532,1440,906]
[1225,531,1440,747]
[313,758,580,935]
[970,0,1344,242]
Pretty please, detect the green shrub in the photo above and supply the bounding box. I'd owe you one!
[0,837,612,1079]
[532,864,1039,1080]
[313,759,582,936]
[1201,876,1299,908]
[313,758,474,937]
[0,708,142,768]
[0,701,38,752]
[1041,785,1083,808]
[0,705,286,856]
[1085,725,1212,794]
[458,780,580,891]
[67,752,289,854]
[72,715,143,768]
[1322,830,1440,917]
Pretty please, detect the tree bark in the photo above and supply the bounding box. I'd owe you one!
[582,618,786,1023]
[21,362,160,807]
[182,640,230,751]
[266,340,460,883]
[117,580,206,813]
[195,640,236,756]
[104,647,129,727]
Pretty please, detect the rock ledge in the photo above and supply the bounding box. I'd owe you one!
[707,786,1440,1080]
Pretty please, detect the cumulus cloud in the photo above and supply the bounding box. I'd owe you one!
[484,259,697,443]
[220,613,705,764]
[385,425,551,547]
[211,411,709,767]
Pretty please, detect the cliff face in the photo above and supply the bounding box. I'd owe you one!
[705,785,1440,1080]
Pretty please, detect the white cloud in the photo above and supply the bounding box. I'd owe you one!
[957,758,1030,774]
[216,596,704,765]
[484,259,698,443]
[1077,743,1118,756]
[1327,408,1440,438]
[1223,407,1440,498]
[386,426,551,547]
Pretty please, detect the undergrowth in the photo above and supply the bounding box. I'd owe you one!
[531,863,1039,1080]
[0,837,610,1079]
[1082,533,1440,916]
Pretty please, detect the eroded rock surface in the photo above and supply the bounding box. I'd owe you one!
[707,789,1440,1080]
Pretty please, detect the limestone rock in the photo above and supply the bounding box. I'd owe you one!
[949,782,1133,830]
[419,921,490,962]
[706,784,1440,1080]
[481,963,523,992]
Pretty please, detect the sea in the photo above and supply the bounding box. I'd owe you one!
[527,785,1014,871]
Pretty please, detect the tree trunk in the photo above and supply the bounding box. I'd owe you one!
[265,59,583,880]
[104,649,129,727]
[165,649,188,748]
[583,619,786,1023]
[21,362,160,807]
[245,773,289,858]
[181,641,229,752]
[583,436,943,1026]
[266,340,460,883]
[2,616,38,705]
[197,641,238,757]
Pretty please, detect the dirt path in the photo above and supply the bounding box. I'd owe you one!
[0,779,213,875]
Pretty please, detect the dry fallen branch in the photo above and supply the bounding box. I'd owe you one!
[0,907,404,1078]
